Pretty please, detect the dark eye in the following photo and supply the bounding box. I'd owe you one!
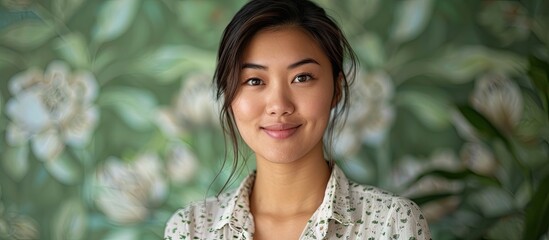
[293,74,313,83]
[245,78,263,86]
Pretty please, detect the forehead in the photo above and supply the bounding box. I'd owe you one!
[241,26,329,66]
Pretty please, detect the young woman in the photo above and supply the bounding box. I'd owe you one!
[165,0,431,239]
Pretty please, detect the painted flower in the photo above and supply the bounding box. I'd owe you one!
[175,73,219,127]
[155,73,219,137]
[460,142,497,176]
[451,109,480,142]
[95,153,167,224]
[392,150,464,196]
[165,141,199,184]
[334,71,395,157]
[392,151,464,221]
[471,72,523,134]
[0,213,40,240]
[5,61,99,161]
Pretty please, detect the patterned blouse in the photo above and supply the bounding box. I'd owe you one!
[164,165,432,239]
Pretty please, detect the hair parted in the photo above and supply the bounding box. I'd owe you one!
[212,0,358,194]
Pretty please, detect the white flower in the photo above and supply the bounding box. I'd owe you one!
[95,153,167,224]
[334,71,395,156]
[347,71,394,123]
[5,61,99,161]
[451,109,480,142]
[155,108,187,138]
[333,127,362,158]
[471,72,523,134]
[421,196,460,222]
[460,142,497,176]
[391,155,425,190]
[392,150,464,196]
[175,73,219,127]
[392,151,466,221]
[357,103,395,145]
[155,73,219,138]
[166,141,199,184]
[0,213,39,240]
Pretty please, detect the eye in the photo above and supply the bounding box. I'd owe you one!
[292,73,314,83]
[245,78,263,86]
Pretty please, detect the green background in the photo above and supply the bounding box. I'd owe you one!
[0,0,548,239]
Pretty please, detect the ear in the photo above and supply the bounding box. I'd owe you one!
[331,72,343,108]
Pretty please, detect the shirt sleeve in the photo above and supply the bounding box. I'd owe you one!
[164,208,192,240]
[384,197,432,240]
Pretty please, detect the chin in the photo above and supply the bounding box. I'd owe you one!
[258,150,306,165]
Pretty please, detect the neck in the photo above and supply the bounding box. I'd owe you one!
[250,150,331,217]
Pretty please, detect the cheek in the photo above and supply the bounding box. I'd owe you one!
[301,85,334,118]
[302,99,332,124]
[231,94,261,122]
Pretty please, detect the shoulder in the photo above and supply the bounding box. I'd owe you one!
[345,181,431,239]
[164,193,233,239]
[385,196,431,239]
[346,180,398,208]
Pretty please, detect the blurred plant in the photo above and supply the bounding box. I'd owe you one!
[335,71,395,157]
[5,61,98,161]
[4,61,99,184]
[0,0,547,239]
[413,56,549,239]
[0,213,40,240]
[95,153,168,224]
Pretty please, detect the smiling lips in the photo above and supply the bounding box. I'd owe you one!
[261,123,301,139]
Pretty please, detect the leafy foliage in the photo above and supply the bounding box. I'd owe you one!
[0,0,547,239]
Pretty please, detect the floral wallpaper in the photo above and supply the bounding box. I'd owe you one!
[0,0,548,239]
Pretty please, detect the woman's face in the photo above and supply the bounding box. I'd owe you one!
[231,26,337,164]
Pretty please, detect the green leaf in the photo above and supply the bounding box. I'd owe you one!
[1,145,29,181]
[528,56,549,109]
[52,198,87,240]
[410,169,500,188]
[55,33,90,68]
[0,47,21,69]
[135,45,216,83]
[344,0,380,22]
[177,1,223,45]
[528,56,549,92]
[457,105,506,141]
[396,88,452,130]
[516,91,549,143]
[0,20,55,50]
[411,192,455,205]
[92,48,118,73]
[52,0,85,21]
[97,87,157,130]
[45,154,82,185]
[429,46,527,83]
[92,0,139,44]
[487,215,524,240]
[470,187,516,218]
[523,174,549,240]
[353,33,385,69]
[102,228,138,240]
[390,0,433,43]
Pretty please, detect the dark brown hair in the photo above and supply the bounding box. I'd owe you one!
[213,0,357,194]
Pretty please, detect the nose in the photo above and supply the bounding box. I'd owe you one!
[265,85,295,116]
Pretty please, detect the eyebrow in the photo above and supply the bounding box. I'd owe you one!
[241,58,320,70]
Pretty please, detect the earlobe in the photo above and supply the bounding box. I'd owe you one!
[331,72,343,108]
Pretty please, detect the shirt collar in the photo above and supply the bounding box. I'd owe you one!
[318,164,355,226]
[211,165,355,236]
[212,172,256,236]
